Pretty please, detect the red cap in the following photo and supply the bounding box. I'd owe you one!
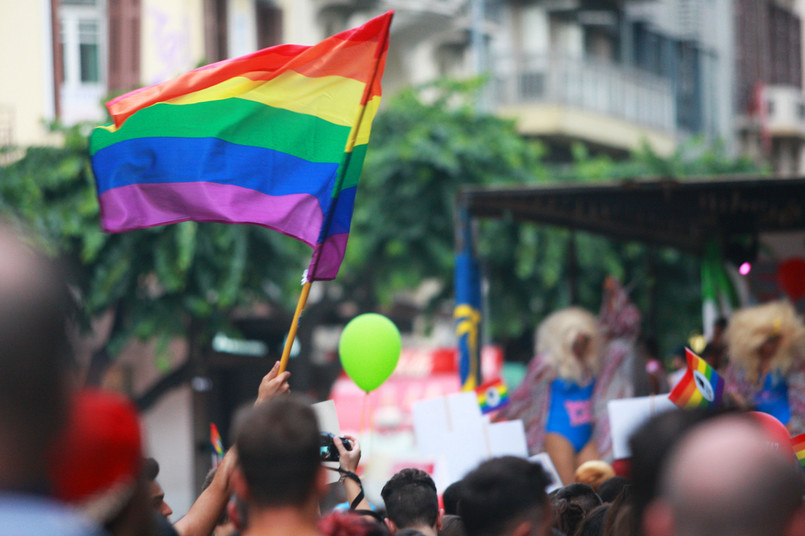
[50,389,143,522]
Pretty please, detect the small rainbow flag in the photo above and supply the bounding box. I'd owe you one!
[90,12,392,281]
[210,423,224,465]
[476,378,510,414]
[792,433,805,471]
[668,348,724,409]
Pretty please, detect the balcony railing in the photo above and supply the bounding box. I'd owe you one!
[492,54,676,133]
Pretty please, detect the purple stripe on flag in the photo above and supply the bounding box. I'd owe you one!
[99,182,323,244]
[307,232,349,281]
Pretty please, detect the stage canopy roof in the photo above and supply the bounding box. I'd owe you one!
[461,176,805,254]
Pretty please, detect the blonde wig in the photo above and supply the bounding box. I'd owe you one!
[725,300,805,381]
[536,307,603,383]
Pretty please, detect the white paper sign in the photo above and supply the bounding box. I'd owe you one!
[608,394,677,459]
[413,392,530,486]
[529,452,563,493]
[486,420,529,458]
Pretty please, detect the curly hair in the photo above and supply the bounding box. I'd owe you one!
[725,300,805,382]
[536,307,602,383]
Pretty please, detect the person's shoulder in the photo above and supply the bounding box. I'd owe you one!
[0,493,108,536]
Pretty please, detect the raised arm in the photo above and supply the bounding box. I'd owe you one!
[173,447,237,536]
[334,435,371,512]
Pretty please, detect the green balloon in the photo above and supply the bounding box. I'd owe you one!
[339,313,401,392]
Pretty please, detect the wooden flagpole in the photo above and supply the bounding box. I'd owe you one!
[278,280,312,374]
[276,13,392,376]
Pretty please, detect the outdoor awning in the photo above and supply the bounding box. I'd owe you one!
[461,175,805,254]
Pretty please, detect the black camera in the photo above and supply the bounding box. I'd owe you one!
[319,432,353,462]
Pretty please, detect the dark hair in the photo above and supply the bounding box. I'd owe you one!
[235,395,321,507]
[439,514,467,536]
[143,457,160,482]
[628,408,720,535]
[597,477,630,504]
[442,480,464,516]
[459,456,551,536]
[396,530,427,536]
[601,486,634,536]
[574,504,609,536]
[381,468,438,529]
[552,499,585,536]
[553,483,602,515]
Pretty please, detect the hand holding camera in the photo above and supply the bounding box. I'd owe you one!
[319,432,353,462]
[320,432,361,474]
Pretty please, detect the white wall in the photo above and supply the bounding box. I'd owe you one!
[141,0,206,85]
[228,0,257,57]
[143,386,196,519]
[0,0,56,146]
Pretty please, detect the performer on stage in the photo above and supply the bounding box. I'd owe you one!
[499,279,644,483]
[499,306,603,485]
[723,300,805,434]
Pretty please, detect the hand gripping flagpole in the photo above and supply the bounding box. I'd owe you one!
[278,12,393,375]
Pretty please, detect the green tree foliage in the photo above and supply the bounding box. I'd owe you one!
[0,124,307,367]
[340,79,547,308]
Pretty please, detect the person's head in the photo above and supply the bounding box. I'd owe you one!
[643,414,804,536]
[143,457,173,518]
[575,504,609,536]
[233,395,325,511]
[439,515,467,536]
[627,407,718,534]
[381,468,440,534]
[0,225,72,486]
[724,300,805,380]
[597,477,631,504]
[550,498,584,536]
[50,389,154,536]
[553,483,602,516]
[459,456,552,536]
[537,308,602,382]
[601,486,633,536]
[442,480,464,516]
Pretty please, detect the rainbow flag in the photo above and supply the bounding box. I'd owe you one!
[792,433,805,471]
[90,12,392,281]
[476,379,510,414]
[210,423,224,466]
[668,348,724,409]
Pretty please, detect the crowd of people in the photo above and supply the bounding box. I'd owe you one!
[1,221,805,536]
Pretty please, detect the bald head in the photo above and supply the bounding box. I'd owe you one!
[0,226,72,485]
[649,415,803,536]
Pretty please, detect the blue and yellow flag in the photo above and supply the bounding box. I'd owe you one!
[455,205,482,391]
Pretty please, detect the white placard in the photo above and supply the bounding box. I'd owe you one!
[413,392,530,486]
[608,394,677,459]
[529,452,563,493]
[412,396,450,458]
[313,400,342,484]
[486,420,529,458]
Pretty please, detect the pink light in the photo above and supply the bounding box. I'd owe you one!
[739,262,752,275]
